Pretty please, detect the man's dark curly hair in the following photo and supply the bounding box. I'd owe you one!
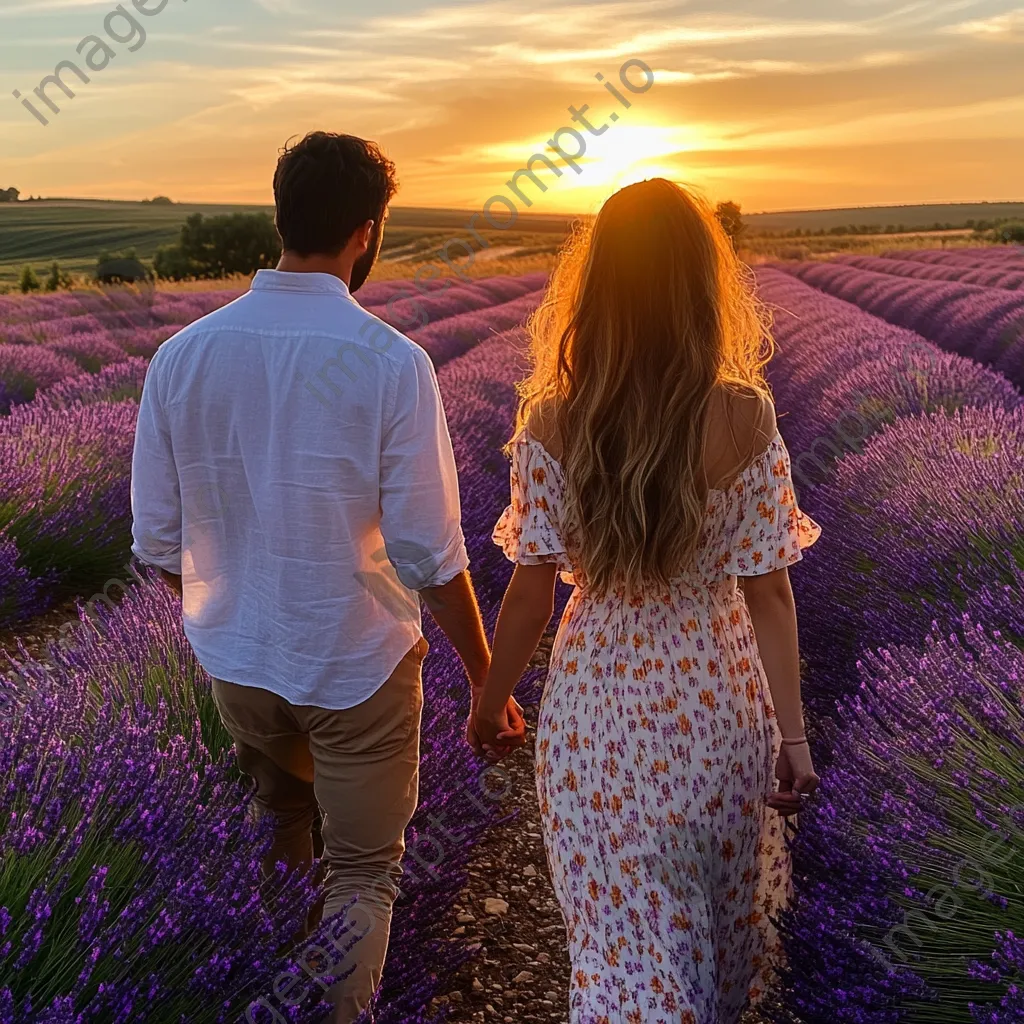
[273,132,399,257]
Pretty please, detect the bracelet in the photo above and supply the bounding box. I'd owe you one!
[781,736,809,746]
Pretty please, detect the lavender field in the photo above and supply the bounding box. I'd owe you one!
[1,252,1023,1023]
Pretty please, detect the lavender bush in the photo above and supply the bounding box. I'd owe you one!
[0,345,80,413]
[838,254,1024,293]
[0,292,553,1022]
[755,269,1021,488]
[777,262,1024,389]
[0,400,139,625]
[0,582,322,1023]
[756,263,1024,1023]
[765,623,1024,1024]
[411,290,544,367]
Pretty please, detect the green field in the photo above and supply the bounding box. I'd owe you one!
[0,199,574,284]
[744,201,1024,234]
[2,197,1021,286]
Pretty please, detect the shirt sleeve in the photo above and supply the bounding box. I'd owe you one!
[130,353,183,573]
[723,437,821,577]
[379,346,469,590]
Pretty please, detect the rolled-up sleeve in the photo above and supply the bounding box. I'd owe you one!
[131,354,183,572]
[380,346,469,590]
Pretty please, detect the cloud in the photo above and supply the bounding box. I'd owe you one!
[944,10,1024,35]
[3,0,1022,213]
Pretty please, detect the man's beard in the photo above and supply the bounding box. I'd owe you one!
[349,219,384,293]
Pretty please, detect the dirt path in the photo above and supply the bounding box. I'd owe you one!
[429,704,573,1023]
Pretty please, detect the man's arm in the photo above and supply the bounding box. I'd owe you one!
[378,347,486,684]
[419,571,490,688]
[131,353,184,588]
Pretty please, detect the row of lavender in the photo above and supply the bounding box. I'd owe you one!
[757,268,1024,1023]
[0,290,544,1020]
[884,247,1024,268]
[0,274,546,413]
[0,274,546,629]
[835,254,1024,292]
[776,260,1024,391]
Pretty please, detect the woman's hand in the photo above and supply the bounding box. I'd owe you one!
[768,741,819,816]
[472,697,527,762]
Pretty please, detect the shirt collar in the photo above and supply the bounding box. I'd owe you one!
[251,269,352,298]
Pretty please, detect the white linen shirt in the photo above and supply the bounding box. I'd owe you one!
[131,270,469,709]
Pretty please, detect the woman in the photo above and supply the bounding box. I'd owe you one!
[471,179,821,1024]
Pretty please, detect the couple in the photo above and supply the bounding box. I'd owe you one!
[131,131,820,1024]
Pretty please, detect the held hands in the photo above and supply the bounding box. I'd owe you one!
[467,693,527,763]
[768,739,820,816]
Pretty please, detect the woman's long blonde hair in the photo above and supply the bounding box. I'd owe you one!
[514,178,773,597]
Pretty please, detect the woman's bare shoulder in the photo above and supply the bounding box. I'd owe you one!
[704,386,777,490]
[524,397,564,462]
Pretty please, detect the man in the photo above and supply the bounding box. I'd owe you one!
[131,131,524,1021]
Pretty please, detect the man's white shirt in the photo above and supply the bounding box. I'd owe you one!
[131,270,468,709]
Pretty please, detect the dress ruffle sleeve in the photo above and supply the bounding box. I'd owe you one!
[722,434,821,577]
[492,435,574,578]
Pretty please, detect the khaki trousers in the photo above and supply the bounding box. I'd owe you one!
[211,637,427,1023]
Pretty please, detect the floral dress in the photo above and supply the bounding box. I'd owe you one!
[493,428,821,1024]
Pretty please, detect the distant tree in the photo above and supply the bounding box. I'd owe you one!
[143,196,174,205]
[0,187,19,203]
[19,266,40,293]
[96,249,152,284]
[998,223,1024,244]
[715,201,745,245]
[154,212,281,280]
[152,244,203,281]
[45,261,73,292]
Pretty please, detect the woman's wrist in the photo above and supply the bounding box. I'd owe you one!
[474,688,506,720]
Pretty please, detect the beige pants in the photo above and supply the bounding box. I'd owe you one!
[212,637,427,1023]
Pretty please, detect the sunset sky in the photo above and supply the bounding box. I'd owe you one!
[1,0,1022,214]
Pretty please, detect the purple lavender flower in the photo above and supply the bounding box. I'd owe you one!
[0,399,139,626]
[28,359,149,410]
[0,581,320,1022]
[778,261,1024,389]
[771,624,1023,1023]
[0,345,80,413]
[410,290,544,366]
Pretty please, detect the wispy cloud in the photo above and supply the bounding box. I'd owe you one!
[2,0,1022,211]
[944,10,1024,35]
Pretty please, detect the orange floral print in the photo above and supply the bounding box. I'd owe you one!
[491,429,820,1024]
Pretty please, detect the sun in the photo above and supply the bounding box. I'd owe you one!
[544,122,706,210]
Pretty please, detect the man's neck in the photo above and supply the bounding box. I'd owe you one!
[276,252,353,288]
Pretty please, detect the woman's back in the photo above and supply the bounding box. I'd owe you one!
[477,178,821,1024]
[504,387,811,594]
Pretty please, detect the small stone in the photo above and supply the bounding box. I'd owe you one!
[512,942,536,952]
[457,913,475,924]
[484,897,509,916]
[513,971,535,985]
[449,991,464,1003]
[453,926,466,936]
[472,977,485,993]
[535,951,551,963]
[522,863,538,877]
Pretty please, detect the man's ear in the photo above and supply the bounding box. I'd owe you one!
[358,219,375,251]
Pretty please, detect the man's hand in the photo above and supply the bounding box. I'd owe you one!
[472,697,527,762]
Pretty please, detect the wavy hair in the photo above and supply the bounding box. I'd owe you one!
[514,178,773,597]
